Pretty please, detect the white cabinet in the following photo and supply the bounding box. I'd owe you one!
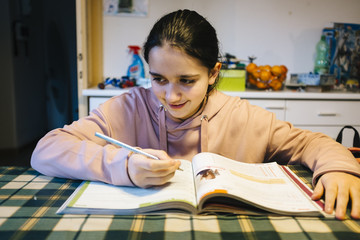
[285,100,360,126]
[284,100,360,147]
[239,92,360,147]
[89,97,112,111]
[84,88,130,112]
[244,99,360,147]
[247,99,286,121]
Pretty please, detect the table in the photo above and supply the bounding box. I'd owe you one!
[0,166,359,240]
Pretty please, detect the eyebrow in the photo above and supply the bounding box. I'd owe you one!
[149,71,200,78]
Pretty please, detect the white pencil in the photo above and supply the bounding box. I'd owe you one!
[95,132,160,160]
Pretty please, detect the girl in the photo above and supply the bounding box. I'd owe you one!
[31,9,360,220]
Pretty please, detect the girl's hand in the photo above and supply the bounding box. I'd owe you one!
[127,149,181,188]
[312,172,360,220]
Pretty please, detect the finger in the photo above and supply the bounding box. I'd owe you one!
[142,149,171,160]
[140,157,178,171]
[142,171,176,188]
[137,161,181,188]
[157,160,181,172]
[145,161,181,179]
[312,181,324,200]
[335,186,349,220]
[350,185,360,219]
[324,183,337,214]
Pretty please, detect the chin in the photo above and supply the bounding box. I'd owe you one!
[167,111,188,120]
[169,112,184,119]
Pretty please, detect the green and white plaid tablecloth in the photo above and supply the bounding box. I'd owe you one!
[0,166,359,240]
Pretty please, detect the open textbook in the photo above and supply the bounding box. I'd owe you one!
[57,152,332,217]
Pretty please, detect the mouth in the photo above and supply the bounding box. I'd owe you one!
[168,102,187,109]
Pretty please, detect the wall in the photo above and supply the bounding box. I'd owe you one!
[103,0,360,81]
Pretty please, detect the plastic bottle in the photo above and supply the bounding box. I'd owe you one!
[127,45,145,81]
[314,35,330,74]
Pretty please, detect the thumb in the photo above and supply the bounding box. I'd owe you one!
[311,180,324,200]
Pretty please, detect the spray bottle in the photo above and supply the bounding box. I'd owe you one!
[127,45,145,81]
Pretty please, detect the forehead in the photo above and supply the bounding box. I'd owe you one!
[148,45,208,76]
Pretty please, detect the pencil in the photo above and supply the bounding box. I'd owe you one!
[95,132,183,171]
[95,132,159,160]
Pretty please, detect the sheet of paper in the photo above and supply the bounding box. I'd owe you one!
[69,159,196,210]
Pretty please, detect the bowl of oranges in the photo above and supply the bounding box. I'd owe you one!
[246,63,288,91]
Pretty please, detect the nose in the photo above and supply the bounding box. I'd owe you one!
[165,83,181,103]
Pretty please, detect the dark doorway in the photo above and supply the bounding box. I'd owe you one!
[0,0,78,166]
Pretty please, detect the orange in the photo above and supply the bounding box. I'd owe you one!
[278,73,285,82]
[256,81,268,89]
[272,80,282,90]
[260,70,271,82]
[269,77,277,87]
[263,65,271,72]
[251,68,261,79]
[247,75,257,86]
[246,63,257,73]
[269,78,282,90]
[271,65,282,76]
[280,65,288,74]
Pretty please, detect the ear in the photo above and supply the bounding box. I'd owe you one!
[208,62,222,85]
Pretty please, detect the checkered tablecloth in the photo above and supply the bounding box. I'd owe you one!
[0,166,359,240]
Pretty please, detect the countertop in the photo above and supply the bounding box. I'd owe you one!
[83,86,360,100]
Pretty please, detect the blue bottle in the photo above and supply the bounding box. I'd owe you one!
[127,45,145,81]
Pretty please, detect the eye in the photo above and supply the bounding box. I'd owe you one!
[151,76,167,85]
[180,78,195,85]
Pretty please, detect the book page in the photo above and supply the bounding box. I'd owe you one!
[192,153,320,213]
[66,159,196,211]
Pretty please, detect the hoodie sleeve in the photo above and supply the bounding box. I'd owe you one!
[30,97,136,186]
[265,113,360,186]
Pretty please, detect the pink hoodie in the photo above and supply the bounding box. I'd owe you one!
[31,87,360,186]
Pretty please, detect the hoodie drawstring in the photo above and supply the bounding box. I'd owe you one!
[158,105,168,152]
[201,115,209,152]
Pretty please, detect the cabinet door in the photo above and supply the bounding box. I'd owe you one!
[247,99,286,121]
[286,100,360,125]
[89,97,110,112]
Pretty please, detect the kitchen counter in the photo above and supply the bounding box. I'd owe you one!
[82,86,360,100]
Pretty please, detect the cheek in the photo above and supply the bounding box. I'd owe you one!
[151,84,163,99]
[188,82,208,102]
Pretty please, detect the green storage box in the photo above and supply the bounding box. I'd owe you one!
[217,69,246,91]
